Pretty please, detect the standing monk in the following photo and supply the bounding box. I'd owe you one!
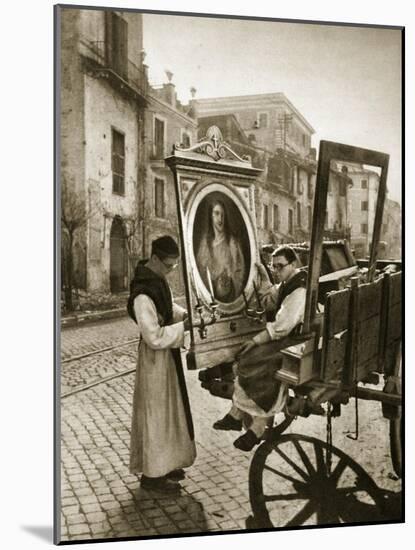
[127,236,196,494]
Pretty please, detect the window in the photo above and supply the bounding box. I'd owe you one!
[297,168,303,194]
[296,202,302,227]
[105,12,128,80]
[308,205,312,231]
[361,179,368,189]
[273,205,279,231]
[263,204,269,230]
[154,118,165,159]
[288,209,293,235]
[361,201,368,211]
[361,223,368,234]
[307,173,313,199]
[290,166,296,194]
[155,178,165,218]
[258,112,268,128]
[112,128,125,195]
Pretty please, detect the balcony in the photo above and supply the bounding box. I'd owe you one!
[79,38,148,105]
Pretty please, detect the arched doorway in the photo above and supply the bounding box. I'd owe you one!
[110,216,128,293]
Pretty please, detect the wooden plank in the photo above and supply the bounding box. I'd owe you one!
[357,316,380,363]
[322,336,347,383]
[389,271,402,306]
[324,288,351,337]
[387,303,402,343]
[358,279,383,321]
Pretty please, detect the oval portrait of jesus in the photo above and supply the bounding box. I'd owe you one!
[192,191,251,304]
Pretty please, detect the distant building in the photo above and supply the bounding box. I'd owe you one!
[330,162,401,259]
[194,93,316,248]
[381,198,401,260]
[324,164,353,242]
[143,78,197,297]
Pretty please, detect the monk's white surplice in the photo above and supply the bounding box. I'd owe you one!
[129,295,196,477]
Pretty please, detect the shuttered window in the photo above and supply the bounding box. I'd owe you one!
[297,202,302,227]
[273,205,280,231]
[112,129,125,195]
[154,118,165,159]
[288,209,294,235]
[263,204,269,230]
[105,12,128,80]
[155,178,165,218]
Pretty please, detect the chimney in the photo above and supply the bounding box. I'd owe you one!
[163,70,176,107]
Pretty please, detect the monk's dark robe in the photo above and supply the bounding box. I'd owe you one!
[237,271,307,412]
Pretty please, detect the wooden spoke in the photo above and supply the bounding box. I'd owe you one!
[273,446,310,481]
[249,434,386,529]
[264,493,308,502]
[285,501,316,527]
[263,464,305,486]
[329,458,348,484]
[292,439,316,476]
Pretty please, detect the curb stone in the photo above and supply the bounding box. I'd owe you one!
[61,308,127,329]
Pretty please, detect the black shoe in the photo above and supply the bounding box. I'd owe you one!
[213,414,243,431]
[233,430,260,452]
[140,475,181,494]
[166,468,185,481]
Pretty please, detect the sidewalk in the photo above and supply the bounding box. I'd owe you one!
[61,295,187,329]
[61,307,127,329]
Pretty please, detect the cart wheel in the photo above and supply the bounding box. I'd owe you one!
[389,345,402,478]
[249,434,387,528]
[389,418,402,478]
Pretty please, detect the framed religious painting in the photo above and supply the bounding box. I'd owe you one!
[54,2,403,546]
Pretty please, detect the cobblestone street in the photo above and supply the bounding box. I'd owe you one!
[59,317,402,542]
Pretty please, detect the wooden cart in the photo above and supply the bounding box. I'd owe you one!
[168,135,402,528]
[196,141,402,528]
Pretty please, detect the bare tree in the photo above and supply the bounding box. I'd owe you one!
[124,211,140,280]
[61,175,91,312]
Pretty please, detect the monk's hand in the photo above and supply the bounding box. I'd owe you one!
[237,339,256,358]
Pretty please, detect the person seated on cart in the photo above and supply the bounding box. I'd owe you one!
[213,246,307,451]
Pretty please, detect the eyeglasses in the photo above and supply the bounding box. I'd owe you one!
[273,262,291,271]
[159,257,179,271]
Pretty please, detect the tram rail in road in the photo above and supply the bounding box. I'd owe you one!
[60,338,140,399]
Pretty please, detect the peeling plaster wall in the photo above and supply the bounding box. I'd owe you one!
[84,74,140,291]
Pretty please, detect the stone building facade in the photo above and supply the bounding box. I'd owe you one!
[329,162,401,259]
[59,7,197,298]
[142,82,197,296]
[195,93,316,249]
[381,198,401,260]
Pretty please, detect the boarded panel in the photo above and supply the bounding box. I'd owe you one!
[387,303,402,343]
[358,279,382,321]
[389,271,402,306]
[322,335,347,383]
[324,288,350,337]
[357,316,380,364]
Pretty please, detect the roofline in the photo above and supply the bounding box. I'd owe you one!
[147,93,197,126]
[194,92,315,134]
